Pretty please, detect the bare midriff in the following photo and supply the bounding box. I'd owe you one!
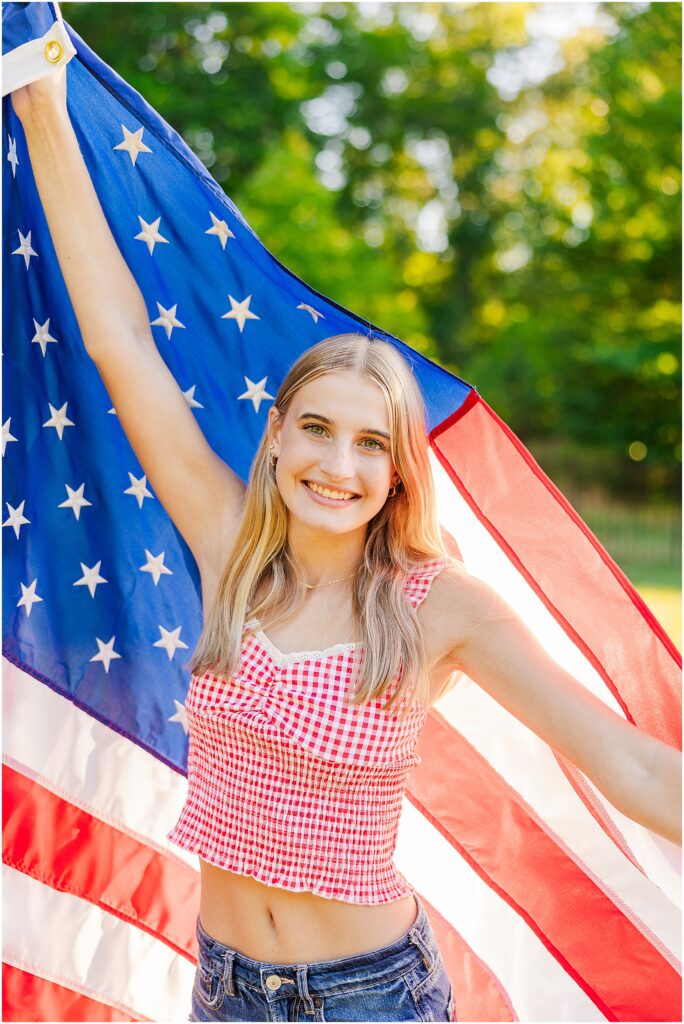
[193,558,460,964]
[198,859,419,964]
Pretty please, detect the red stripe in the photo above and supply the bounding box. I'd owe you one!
[1,963,143,1023]
[2,765,200,961]
[410,712,682,1023]
[475,397,680,663]
[421,895,517,1022]
[430,395,681,747]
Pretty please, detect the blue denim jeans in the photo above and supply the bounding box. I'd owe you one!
[189,893,456,1022]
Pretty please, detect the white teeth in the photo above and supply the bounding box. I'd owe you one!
[306,481,356,501]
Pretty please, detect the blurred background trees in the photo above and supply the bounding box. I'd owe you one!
[62,0,681,640]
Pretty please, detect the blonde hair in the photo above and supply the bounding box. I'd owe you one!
[187,332,457,716]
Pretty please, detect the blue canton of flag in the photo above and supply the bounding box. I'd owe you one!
[3,2,471,775]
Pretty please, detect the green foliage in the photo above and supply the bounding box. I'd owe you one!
[62,1,681,500]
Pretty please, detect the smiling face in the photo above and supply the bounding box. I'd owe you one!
[267,371,400,540]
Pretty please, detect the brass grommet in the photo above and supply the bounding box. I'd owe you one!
[45,40,63,63]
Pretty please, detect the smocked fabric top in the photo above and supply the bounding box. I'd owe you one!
[167,557,449,904]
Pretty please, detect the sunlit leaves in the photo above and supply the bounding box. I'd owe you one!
[61,1,680,499]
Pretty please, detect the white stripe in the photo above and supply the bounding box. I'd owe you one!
[430,451,625,707]
[3,659,196,869]
[579,773,682,909]
[1,19,76,98]
[3,865,195,1021]
[431,453,682,905]
[395,801,607,1022]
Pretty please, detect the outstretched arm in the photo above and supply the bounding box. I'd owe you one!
[11,67,246,572]
[434,567,682,846]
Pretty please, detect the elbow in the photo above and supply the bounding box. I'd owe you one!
[626,733,682,846]
[584,723,681,846]
[645,739,682,846]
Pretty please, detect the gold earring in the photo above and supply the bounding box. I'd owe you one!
[388,480,400,498]
[269,443,278,468]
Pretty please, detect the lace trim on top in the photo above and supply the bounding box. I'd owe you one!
[244,617,361,665]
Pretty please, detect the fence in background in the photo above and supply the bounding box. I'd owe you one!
[567,493,681,584]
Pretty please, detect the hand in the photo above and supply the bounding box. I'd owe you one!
[10,63,68,125]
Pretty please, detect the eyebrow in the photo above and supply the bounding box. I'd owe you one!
[297,412,390,442]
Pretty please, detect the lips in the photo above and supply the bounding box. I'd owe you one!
[302,480,360,502]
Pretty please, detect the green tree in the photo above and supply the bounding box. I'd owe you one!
[61,1,681,501]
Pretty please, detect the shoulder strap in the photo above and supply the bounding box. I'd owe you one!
[403,557,449,610]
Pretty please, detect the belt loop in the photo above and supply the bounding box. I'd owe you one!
[221,951,236,997]
[295,964,317,1015]
[408,926,434,972]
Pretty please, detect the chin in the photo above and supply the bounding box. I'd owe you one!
[292,499,373,532]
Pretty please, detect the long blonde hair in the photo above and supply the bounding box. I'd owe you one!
[187,332,456,716]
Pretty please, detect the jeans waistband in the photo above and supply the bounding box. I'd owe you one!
[195,892,440,1003]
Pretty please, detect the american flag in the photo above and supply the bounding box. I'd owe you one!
[3,4,681,1021]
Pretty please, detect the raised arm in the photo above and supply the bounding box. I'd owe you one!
[430,566,682,846]
[11,69,246,574]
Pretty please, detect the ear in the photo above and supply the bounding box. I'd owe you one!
[268,406,282,452]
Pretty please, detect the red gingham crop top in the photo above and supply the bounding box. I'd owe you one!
[167,557,449,904]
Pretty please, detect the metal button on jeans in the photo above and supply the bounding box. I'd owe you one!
[265,974,283,991]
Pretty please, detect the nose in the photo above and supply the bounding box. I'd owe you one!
[318,440,357,483]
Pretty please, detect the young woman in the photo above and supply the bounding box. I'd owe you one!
[12,65,681,1024]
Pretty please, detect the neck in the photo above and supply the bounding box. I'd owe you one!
[286,520,366,587]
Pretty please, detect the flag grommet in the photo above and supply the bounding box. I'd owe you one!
[44,40,63,63]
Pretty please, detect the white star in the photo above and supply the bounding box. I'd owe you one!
[124,472,154,508]
[135,215,169,255]
[113,125,152,166]
[297,303,325,323]
[150,301,185,340]
[167,697,189,734]
[205,210,235,250]
[12,229,38,270]
[154,625,190,661]
[2,418,18,457]
[57,482,93,520]
[237,375,275,414]
[31,317,58,357]
[3,499,30,539]
[42,402,75,441]
[89,635,122,673]
[74,560,108,598]
[7,135,18,177]
[221,294,260,333]
[140,548,173,586]
[17,578,43,617]
[182,384,204,409]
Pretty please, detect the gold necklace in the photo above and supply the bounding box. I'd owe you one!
[303,571,357,591]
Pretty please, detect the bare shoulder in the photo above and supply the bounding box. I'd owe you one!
[424,560,517,662]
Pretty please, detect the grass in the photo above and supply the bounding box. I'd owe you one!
[632,586,681,650]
